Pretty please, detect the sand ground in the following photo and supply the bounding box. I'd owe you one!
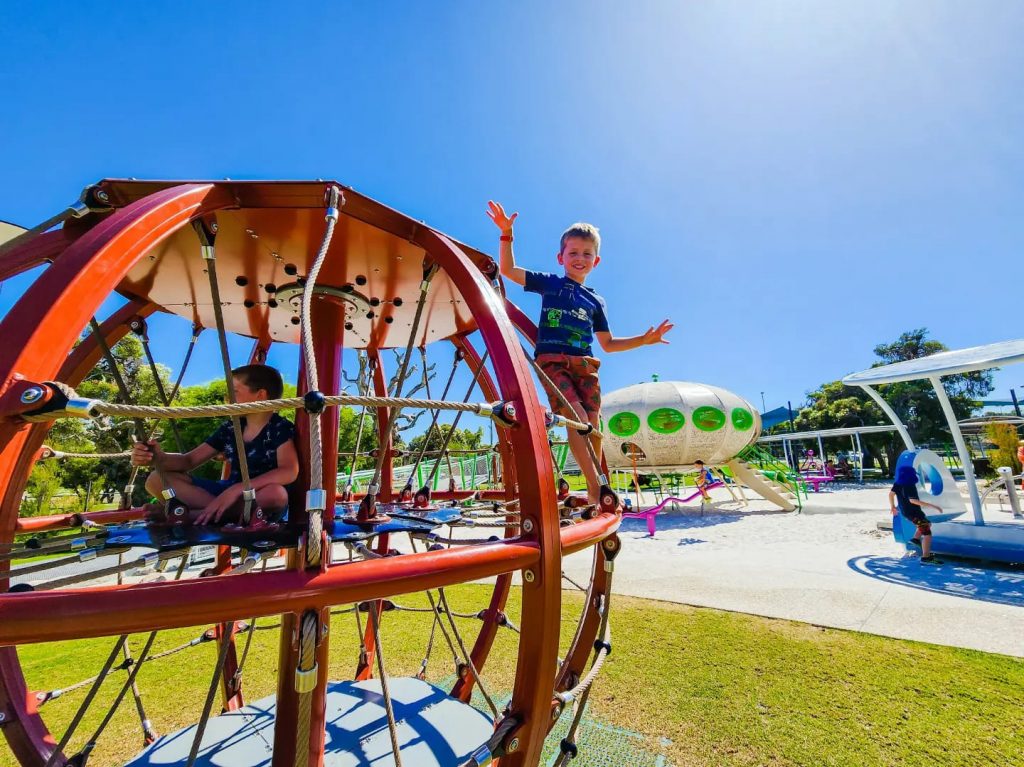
[562,482,1024,657]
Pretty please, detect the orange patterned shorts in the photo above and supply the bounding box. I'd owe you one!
[536,353,602,421]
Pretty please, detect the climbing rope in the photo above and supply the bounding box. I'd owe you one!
[299,185,342,567]
[131,317,184,451]
[185,626,236,767]
[87,317,176,512]
[38,447,131,460]
[368,606,404,767]
[421,351,491,492]
[551,548,617,767]
[362,263,440,509]
[42,635,128,767]
[292,610,320,767]
[402,346,463,491]
[193,221,257,525]
[344,353,374,494]
[437,588,499,719]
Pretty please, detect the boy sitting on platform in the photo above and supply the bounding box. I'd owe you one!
[487,201,673,506]
[131,364,299,525]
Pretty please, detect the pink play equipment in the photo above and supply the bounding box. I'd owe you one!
[799,448,834,492]
[621,480,724,536]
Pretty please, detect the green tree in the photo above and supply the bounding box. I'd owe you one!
[984,423,1020,477]
[407,424,484,455]
[792,329,993,475]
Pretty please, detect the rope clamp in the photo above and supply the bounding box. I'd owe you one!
[467,745,492,766]
[294,663,319,694]
[78,548,97,562]
[482,401,517,427]
[305,488,326,511]
[242,488,257,503]
[15,381,100,422]
[160,488,176,501]
[200,245,215,261]
[70,538,87,551]
[325,206,339,221]
[141,552,159,568]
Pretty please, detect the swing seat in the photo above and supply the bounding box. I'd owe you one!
[124,678,494,766]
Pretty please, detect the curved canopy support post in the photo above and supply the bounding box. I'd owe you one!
[859,384,914,452]
[930,376,984,524]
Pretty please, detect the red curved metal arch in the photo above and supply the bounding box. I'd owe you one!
[447,333,515,704]
[0,184,233,767]
[0,230,81,284]
[0,181,618,767]
[0,299,156,767]
[413,230,561,766]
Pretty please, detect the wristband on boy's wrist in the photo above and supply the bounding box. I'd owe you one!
[500,233,513,242]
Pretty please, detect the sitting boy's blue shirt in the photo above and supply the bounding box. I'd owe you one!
[523,270,609,357]
[204,413,296,483]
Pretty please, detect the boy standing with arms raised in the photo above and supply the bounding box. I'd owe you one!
[487,201,672,506]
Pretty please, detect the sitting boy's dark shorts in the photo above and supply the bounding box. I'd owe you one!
[536,353,602,421]
[901,507,932,537]
[190,477,288,523]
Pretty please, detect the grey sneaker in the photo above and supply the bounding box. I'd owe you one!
[920,555,943,566]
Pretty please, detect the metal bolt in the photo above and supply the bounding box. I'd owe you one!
[507,738,519,753]
[522,519,534,533]
[523,569,536,583]
[210,222,218,233]
[95,189,110,203]
[20,386,44,404]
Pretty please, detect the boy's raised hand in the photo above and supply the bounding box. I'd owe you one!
[486,200,518,232]
[642,319,674,345]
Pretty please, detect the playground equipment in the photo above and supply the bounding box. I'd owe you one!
[0,180,623,766]
[844,340,1024,564]
[600,381,798,512]
[621,483,724,536]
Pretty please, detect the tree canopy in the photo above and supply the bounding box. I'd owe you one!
[782,329,993,474]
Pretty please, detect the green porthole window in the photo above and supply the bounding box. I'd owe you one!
[731,408,754,430]
[692,406,726,432]
[647,407,685,434]
[608,411,640,437]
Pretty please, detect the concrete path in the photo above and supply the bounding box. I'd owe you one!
[563,483,1024,657]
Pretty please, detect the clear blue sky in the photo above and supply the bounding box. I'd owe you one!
[3,1,1024,414]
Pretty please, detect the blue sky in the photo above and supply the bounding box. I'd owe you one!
[3,1,1024,416]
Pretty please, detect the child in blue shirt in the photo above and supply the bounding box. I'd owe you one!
[488,201,673,505]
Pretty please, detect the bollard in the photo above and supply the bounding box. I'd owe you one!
[997,466,1024,519]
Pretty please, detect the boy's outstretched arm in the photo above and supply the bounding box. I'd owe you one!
[596,319,673,353]
[487,200,526,286]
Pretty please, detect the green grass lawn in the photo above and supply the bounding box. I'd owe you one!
[2,586,1022,767]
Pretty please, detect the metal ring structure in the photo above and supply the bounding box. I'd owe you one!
[0,180,620,767]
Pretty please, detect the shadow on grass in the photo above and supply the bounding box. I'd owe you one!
[848,554,1024,607]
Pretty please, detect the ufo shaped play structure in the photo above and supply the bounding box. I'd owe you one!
[600,380,797,512]
[0,180,621,766]
[844,340,1024,564]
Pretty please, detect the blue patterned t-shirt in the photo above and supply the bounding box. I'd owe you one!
[205,413,296,482]
[524,270,609,357]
